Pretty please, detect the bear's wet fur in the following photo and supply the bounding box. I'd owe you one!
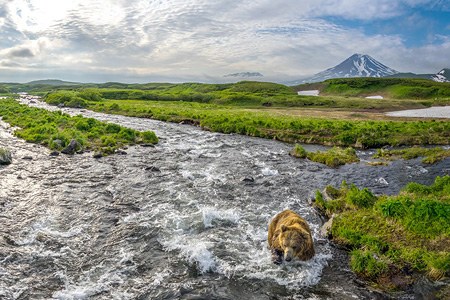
[268,209,315,264]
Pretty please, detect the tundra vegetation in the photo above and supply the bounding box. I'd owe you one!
[296,77,450,100]
[290,144,359,167]
[315,176,450,291]
[373,146,450,164]
[0,98,158,156]
[38,79,450,149]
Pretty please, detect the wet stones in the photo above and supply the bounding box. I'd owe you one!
[115,149,127,155]
[145,166,161,172]
[0,148,12,165]
[320,215,334,238]
[49,151,60,157]
[241,176,254,183]
[61,139,81,155]
[93,152,103,158]
[140,143,155,148]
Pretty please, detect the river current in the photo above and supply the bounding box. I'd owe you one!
[1,98,449,299]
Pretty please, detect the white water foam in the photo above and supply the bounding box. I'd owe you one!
[161,235,217,273]
[261,167,279,176]
[158,203,331,290]
[201,206,240,228]
[52,254,137,300]
[376,177,389,185]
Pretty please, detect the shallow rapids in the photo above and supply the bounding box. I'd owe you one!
[1,98,449,299]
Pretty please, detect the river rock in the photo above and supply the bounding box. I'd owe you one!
[240,176,255,183]
[22,156,33,160]
[145,166,161,172]
[320,215,335,238]
[61,139,81,155]
[93,152,103,159]
[0,148,12,165]
[49,151,60,156]
[140,143,155,148]
[115,149,127,155]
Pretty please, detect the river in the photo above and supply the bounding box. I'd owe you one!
[1,97,449,299]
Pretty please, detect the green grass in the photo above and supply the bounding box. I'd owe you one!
[37,78,450,110]
[315,176,450,286]
[291,145,360,167]
[0,98,158,155]
[374,147,450,164]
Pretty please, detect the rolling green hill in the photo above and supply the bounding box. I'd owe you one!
[294,77,450,99]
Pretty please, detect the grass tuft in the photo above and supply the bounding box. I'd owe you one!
[291,145,360,167]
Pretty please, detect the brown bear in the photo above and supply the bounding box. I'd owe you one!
[268,209,315,264]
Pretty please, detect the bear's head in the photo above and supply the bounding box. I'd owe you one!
[278,224,309,262]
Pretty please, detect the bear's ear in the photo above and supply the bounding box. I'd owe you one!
[281,225,287,232]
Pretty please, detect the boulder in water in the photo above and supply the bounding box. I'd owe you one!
[0,148,12,165]
[320,215,334,238]
[49,151,60,157]
[61,139,81,155]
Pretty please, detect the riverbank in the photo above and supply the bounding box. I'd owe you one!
[315,176,450,296]
[37,91,450,149]
[0,98,158,156]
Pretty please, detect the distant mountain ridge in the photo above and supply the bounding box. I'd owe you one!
[224,72,263,78]
[27,79,81,86]
[386,68,450,83]
[301,54,398,83]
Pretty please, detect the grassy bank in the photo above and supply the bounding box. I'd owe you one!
[315,176,450,291]
[290,144,359,167]
[0,98,158,155]
[46,96,450,148]
[36,79,450,149]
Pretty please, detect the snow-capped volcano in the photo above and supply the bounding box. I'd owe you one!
[303,54,398,83]
[431,68,450,82]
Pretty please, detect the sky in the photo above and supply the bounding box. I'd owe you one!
[0,0,449,83]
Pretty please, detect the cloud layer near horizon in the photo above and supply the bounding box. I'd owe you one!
[0,0,449,83]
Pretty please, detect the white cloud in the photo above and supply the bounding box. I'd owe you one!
[0,0,448,83]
